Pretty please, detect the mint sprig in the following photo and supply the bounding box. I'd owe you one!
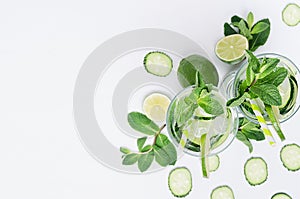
[236,117,265,153]
[121,112,177,172]
[224,12,270,51]
[227,51,288,142]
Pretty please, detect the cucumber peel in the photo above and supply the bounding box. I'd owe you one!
[282,3,300,26]
[210,185,235,199]
[244,157,268,186]
[271,192,292,199]
[168,167,192,198]
[280,143,300,171]
[143,51,173,77]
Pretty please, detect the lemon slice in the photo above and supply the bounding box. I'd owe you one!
[215,34,249,64]
[143,93,170,122]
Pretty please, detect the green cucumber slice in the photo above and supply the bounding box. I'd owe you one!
[244,157,268,186]
[282,3,300,26]
[271,192,292,199]
[200,133,210,178]
[208,155,220,172]
[143,51,173,76]
[280,143,300,171]
[168,167,192,198]
[210,185,235,199]
[279,76,298,115]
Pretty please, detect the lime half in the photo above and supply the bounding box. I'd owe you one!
[143,93,170,122]
[215,34,249,64]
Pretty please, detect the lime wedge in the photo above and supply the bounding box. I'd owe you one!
[143,93,170,122]
[215,34,249,64]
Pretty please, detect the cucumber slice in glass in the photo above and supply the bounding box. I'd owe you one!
[208,155,220,172]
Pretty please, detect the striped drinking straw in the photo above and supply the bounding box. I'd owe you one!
[249,99,276,146]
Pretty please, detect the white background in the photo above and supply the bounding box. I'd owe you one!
[1,0,300,198]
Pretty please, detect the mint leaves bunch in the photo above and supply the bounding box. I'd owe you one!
[175,73,224,129]
[236,117,265,153]
[227,50,288,143]
[120,112,177,172]
[224,12,270,52]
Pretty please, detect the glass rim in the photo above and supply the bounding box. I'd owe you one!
[233,52,300,124]
[166,85,239,157]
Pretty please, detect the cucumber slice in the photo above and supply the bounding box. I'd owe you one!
[280,143,300,171]
[278,77,291,109]
[244,157,268,186]
[271,192,292,199]
[282,3,300,26]
[208,155,220,172]
[200,133,210,178]
[168,167,192,198]
[279,76,298,115]
[143,51,173,76]
[210,185,235,199]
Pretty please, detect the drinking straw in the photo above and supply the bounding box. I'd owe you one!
[249,99,276,146]
[179,130,188,149]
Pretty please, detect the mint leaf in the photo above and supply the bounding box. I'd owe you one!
[155,134,169,147]
[120,147,131,154]
[226,92,250,107]
[138,150,154,172]
[246,50,260,73]
[231,15,247,27]
[249,19,270,51]
[239,117,265,141]
[198,93,224,116]
[257,58,280,79]
[237,20,253,40]
[250,22,269,34]
[224,22,237,36]
[236,131,253,153]
[137,137,147,151]
[140,145,152,152]
[128,112,159,135]
[155,134,177,165]
[153,145,171,167]
[250,83,282,105]
[246,62,255,86]
[247,12,254,29]
[176,100,198,127]
[195,71,206,89]
[257,67,288,86]
[122,153,140,165]
[242,128,265,141]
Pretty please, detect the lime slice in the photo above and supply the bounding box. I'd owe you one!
[143,93,170,122]
[215,34,249,64]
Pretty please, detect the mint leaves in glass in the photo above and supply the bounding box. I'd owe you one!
[224,52,299,145]
[166,78,238,157]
